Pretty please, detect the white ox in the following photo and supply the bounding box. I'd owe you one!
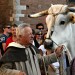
[51,14,75,60]
[29,4,75,75]
[29,4,75,59]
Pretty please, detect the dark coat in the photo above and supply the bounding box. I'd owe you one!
[70,57,75,75]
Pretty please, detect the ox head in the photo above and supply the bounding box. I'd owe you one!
[28,4,75,39]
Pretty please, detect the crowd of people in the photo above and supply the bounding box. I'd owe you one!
[0,23,69,75]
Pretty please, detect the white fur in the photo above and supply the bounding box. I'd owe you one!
[48,4,68,15]
[7,42,25,48]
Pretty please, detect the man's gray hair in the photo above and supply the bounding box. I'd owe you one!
[16,23,30,37]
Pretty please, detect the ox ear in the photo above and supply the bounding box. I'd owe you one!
[67,7,75,12]
[28,10,48,18]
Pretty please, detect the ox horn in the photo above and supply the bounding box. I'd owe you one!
[28,10,48,18]
[67,7,75,12]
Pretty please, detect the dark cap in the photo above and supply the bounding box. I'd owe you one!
[44,39,53,50]
[35,29,42,35]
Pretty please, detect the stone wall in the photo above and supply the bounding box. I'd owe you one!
[0,0,75,28]
[0,0,13,25]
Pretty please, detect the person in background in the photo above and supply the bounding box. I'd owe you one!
[0,23,63,75]
[0,24,4,58]
[32,28,40,54]
[38,29,54,56]
[33,29,42,48]
[1,24,11,54]
[38,32,47,56]
[36,23,44,31]
[5,24,17,49]
[44,40,60,75]
[36,23,44,44]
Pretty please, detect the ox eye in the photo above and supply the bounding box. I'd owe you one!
[59,21,65,25]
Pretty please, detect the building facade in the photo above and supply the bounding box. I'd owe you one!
[0,0,75,28]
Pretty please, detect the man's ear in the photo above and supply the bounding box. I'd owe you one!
[3,28,4,30]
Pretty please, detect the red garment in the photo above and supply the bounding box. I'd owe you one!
[6,36,13,49]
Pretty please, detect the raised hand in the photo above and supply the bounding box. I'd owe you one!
[55,45,63,57]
